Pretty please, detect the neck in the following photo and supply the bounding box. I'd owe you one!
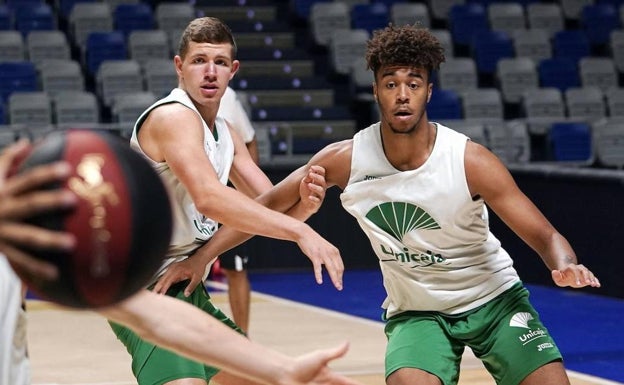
[381,120,436,171]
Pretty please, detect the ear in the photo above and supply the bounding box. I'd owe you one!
[426,83,433,103]
[229,60,240,80]
[373,82,378,101]
[174,56,183,77]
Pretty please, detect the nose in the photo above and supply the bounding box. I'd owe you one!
[204,62,217,79]
[396,84,409,103]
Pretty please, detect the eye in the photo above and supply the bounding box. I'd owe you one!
[386,82,396,89]
[409,83,419,90]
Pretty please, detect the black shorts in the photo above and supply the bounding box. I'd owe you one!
[219,243,250,271]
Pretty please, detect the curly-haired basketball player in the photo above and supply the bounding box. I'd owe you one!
[156,24,601,385]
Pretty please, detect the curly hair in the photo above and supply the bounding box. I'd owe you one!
[365,23,445,82]
[178,17,237,60]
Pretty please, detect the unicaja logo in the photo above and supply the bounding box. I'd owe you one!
[366,202,447,267]
[365,202,440,242]
[509,312,534,329]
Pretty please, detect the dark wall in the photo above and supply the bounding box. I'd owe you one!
[248,166,624,299]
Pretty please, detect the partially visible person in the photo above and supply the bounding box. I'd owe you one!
[111,16,346,385]
[155,24,602,385]
[0,139,362,385]
[215,86,258,333]
[0,255,29,385]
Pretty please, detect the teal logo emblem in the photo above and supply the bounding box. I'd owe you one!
[366,202,447,267]
[365,202,440,242]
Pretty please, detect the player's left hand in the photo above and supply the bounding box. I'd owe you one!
[551,264,601,288]
[152,255,206,296]
[298,165,326,215]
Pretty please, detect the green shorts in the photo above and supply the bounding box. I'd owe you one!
[109,280,243,385]
[384,283,563,385]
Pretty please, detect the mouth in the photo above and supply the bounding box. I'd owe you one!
[393,110,413,119]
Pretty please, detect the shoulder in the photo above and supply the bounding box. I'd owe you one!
[144,102,199,129]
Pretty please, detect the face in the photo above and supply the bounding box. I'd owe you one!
[373,66,432,135]
[174,41,239,108]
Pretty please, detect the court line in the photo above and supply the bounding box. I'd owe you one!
[31,282,624,385]
[206,280,624,385]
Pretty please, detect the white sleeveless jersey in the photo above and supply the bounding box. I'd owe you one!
[0,255,30,385]
[340,122,520,316]
[130,88,234,263]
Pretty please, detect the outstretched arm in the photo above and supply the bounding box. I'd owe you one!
[100,290,362,385]
[153,141,352,296]
[465,141,600,288]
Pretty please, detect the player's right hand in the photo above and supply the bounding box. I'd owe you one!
[295,226,344,291]
[0,140,77,281]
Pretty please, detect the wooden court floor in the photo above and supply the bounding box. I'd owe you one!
[27,288,622,385]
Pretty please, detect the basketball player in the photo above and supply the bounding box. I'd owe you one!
[215,86,257,334]
[109,16,349,385]
[155,24,602,385]
[0,141,361,385]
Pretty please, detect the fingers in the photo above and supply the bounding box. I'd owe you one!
[0,189,76,220]
[313,260,324,285]
[2,242,59,281]
[551,265,601,288]
[3,161,72,196]
[326,256,344,291]
[184,276,202,297]
[317,244,344,291]
[321,341,349,363]
[576,264,600,287]
[0,222,76,251]
[152,272,175,294]
[0,140,30,181]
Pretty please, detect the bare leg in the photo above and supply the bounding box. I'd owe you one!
[212,369,264,385]
[223,268,251,334]
[163,378,207,385]
[519,361,570,385]
[386,368,442,385]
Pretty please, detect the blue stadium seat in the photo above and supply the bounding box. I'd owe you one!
[553,30,591,61]
[549,122,593,162]
[5,0,43,7]
[113,3,155,37]
[471,30,514,75]
[427,89,462,120]
[538,57,580,92]
[0,61,38,103]
[350,2,390,34]
[58,0,99,21]
[448,3,489,47]
[0,5,12,30]
[581,3,621,46]
[291,0,331,21]
[14,3,56,36]
[85,31,127,76]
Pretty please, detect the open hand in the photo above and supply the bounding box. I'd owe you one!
[551,264,601,288]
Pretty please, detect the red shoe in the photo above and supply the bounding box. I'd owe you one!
[209,259,224,279]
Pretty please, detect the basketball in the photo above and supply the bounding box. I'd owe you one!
[14,129,172,308]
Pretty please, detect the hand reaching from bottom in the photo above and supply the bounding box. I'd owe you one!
[282,342,363,385]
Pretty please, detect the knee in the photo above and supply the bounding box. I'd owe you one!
[386,368,442,385]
